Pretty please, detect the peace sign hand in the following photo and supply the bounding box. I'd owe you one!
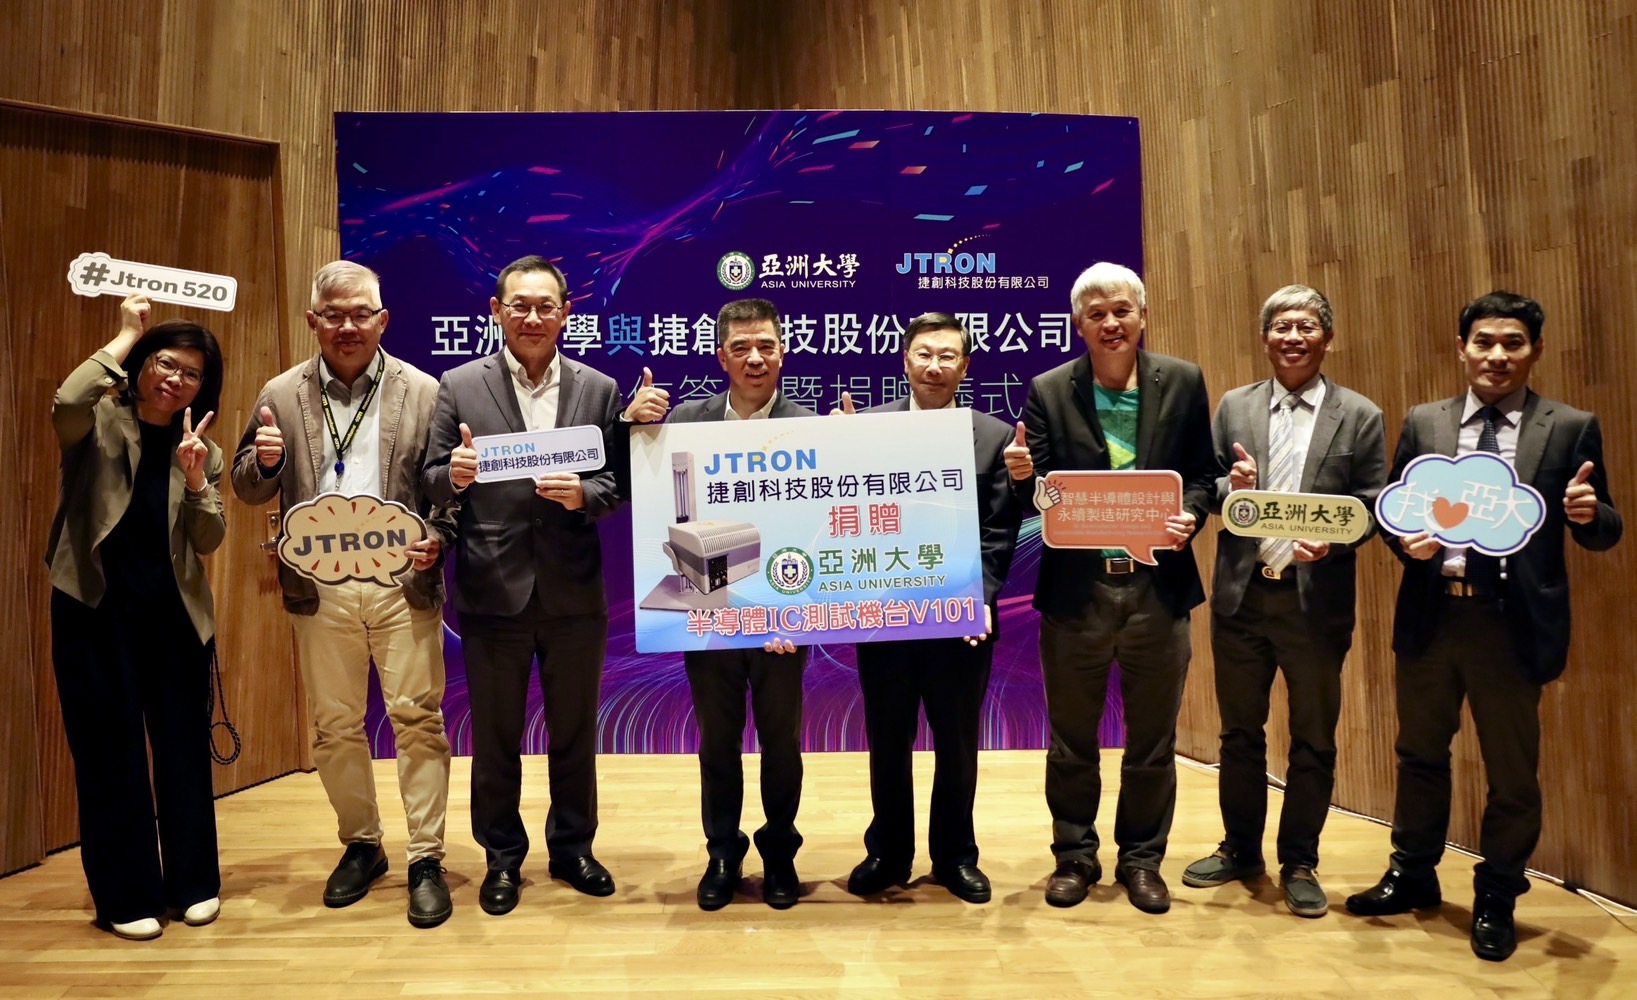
[178,406,215,493]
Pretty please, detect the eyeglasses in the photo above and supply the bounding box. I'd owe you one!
[316,307,384,327]
[910,349,963,367]
[501,301,564,320]
[1269,321,1324,337]
[151,354,204,387]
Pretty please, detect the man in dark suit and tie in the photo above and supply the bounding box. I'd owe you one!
[664,298,814,911]
[1179,285,1387,918]
[1019,262,1217,914]
[839,313,1027,904]
[422,255,634,914]
[1345,291,1621,961]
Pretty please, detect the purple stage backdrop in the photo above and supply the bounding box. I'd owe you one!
[335,110,1142,756]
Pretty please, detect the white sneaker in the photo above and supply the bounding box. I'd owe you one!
[181,897,220,926]
[109,917,162,940]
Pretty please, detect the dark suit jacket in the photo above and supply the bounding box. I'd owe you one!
[860,399,1022,610]
[1022,350,1216,620]
[1209,377,1387,628]
[230,351,454,616]
[422,352,625,619]
[1386,390,1622,683]
[668,390,815,426]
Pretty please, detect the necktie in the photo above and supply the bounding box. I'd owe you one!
[1259,393,1300,574]
[1466,405,1503,589]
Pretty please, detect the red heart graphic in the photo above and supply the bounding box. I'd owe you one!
[1431,497,1469,529]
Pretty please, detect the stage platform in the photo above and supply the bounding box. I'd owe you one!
[2,750,1632,998]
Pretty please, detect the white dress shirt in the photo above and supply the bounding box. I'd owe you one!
[503,346,561,432]
[316,352,384,497]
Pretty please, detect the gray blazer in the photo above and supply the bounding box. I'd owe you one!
[1209,377,1387,628]
[231,350,454,615]
[47,351,226,643]
[422,351,625,619]
[1385,391,1621,683]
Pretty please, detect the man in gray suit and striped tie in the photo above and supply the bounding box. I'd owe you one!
[1181,285,1387,917]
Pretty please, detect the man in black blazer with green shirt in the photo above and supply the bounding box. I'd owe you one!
[1018,262,1217,915]
[1345,291,1621,962]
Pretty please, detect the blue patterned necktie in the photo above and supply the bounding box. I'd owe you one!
[1466,405,1504,588]
[1259,393,1300,574]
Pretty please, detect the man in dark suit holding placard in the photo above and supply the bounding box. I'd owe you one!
[1180,285,1386,918]
[1345,291,1620,962]
[840,312,1027,904]
[423,255,636,914]
[1018,262,1216,914]
[663,298,814,912]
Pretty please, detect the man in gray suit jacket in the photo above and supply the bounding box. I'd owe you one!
[232,261,455,928]
[1345,291,1621,962]
[422,255,629,914]
[1180,285,1386,918]
[840,312,1026,905]
[664,298,813,912]
[1020,262,1217,915]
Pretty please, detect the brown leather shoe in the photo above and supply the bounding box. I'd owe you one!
[1115,864,1170,914]
[1044,858,1101,908]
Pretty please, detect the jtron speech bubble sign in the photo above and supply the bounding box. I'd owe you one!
[278,493,428,586]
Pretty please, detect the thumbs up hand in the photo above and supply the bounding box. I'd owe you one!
[1229,441,1257,492]
[1564,460,1598,524]
[1003,420,1034,480]
[254,405,284,469]
[828,391,857,417]
[622,367,670,423]
[451,422,479,490]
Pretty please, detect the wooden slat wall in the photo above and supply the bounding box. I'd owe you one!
[0,101,300,869]
[1,0,1633,902]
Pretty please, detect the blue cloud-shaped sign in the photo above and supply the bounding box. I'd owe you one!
[1375,453,1546,556]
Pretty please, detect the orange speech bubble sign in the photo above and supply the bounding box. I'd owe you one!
[277,492,428,586]
[1035,470,1184,565]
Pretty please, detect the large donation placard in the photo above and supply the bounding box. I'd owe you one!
[629,409,984,652]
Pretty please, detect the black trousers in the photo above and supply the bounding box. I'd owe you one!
[1040,572,1191,871]
[1209,575,1348,869]
[50,587,219,925]
[461,587,606,871]
[683,647,806,864]
[855,635,992,868]
[1390,595,1542,899]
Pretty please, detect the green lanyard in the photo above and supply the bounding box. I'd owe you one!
[319,351,385,478]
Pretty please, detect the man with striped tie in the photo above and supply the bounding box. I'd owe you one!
[1180,285,1386,918]
[1018,262,1217,914]
[1345,291,1620,961]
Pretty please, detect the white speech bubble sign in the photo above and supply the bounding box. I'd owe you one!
[473,424,608,483]
[278,493,427,586]
[67,252,238,312]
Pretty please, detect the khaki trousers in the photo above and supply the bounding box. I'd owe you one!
[292,580,450,861]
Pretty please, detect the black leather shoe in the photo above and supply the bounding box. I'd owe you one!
[479,868,522,915]
[763,859,802,909]
[1115,864,1171,914]
[548,855,616,897]
[1470,894,1518,961]
[1044,858,1101,908]
[933,863,991,904]
[846,856,911,896]
[324,842,388,908]
[696,858,742,911]
[406,857,451,928]
[1344,868,1442,916]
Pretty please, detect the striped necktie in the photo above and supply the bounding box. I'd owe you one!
[1259,393,1300,574]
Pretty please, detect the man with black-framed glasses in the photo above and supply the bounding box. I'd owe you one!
[232,260,456,928]
[423,254,637,914]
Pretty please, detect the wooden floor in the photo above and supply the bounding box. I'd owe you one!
[2,751,1633,999]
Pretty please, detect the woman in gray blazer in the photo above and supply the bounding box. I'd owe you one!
[45,293,226,940]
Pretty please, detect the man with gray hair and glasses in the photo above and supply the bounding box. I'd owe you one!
[1017,261,1216,915]
[1181,285,1386,918]
[232,260,455,928]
